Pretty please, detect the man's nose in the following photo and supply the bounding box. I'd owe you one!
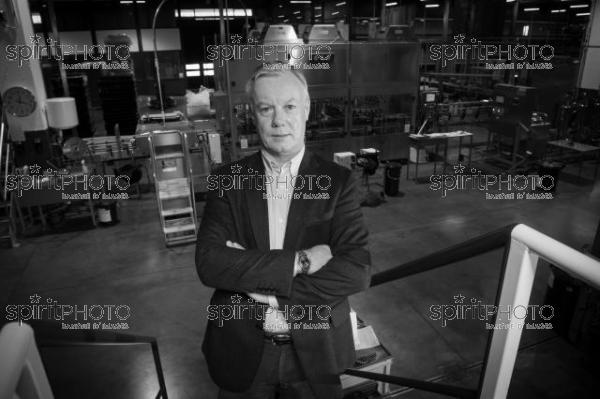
[271,107,285,128]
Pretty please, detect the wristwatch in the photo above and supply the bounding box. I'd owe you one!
[297,250,311,274]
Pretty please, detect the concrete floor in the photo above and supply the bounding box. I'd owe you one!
[1,152,599,399]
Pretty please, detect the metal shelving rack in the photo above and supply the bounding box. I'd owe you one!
[148,130,197,246]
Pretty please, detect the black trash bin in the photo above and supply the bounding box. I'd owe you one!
[537,161,564,193]
[384,162,402,196]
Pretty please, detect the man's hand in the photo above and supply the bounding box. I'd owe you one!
[303,244,332,274]
[247,292,271,305]
[226,241,245,250]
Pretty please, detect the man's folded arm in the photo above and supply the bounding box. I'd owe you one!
[195,189,295,295]
[278,173,371,307]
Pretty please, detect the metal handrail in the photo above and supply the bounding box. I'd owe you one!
[30,321,168,399]
[344,223,600,399]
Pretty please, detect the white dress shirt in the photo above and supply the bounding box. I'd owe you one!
[261,146,305,333]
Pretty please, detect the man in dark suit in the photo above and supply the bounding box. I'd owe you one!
[195,65,371,399]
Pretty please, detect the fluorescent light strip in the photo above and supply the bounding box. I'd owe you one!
[194,17,234,20]
[425,3,439,8]
[315,14,322,17]
[506,0,515,3]
[278,14,285,17]
[294,10,301,14]
[386,2,398,6]
[336,1,346,6]
[185,63,200,70]
[332,11,339,15]
[570,4,588,8]
[120,0,133,4]
[551,9,567,13]
[186,70,200,77]
[576,12,590,15]
[523,7,539,12]
[179,8,253,18]
[290,1,311,3]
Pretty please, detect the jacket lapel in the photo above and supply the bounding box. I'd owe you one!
[244,152,270,251]
[283,150,318,250]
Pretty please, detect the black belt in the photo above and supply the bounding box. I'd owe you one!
[264,332,293,345]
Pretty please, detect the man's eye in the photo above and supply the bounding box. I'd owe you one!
[285,104,296,110]
[258,106,272,114]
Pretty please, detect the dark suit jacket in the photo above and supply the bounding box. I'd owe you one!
[195,149,371,399]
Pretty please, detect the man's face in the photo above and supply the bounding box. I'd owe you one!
[251,73,310,160]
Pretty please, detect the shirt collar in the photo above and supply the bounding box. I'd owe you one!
[261,146,305,176]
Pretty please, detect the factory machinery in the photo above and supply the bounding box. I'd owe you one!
[212,25,420,163]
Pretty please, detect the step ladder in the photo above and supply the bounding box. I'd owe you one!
[147,130,198,246]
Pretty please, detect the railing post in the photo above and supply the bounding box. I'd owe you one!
[479,232,539,398]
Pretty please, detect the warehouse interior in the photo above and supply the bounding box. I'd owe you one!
[0,0,599,398]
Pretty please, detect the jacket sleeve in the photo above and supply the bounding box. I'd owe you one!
[278,171,371,308]
[195,185,296,297]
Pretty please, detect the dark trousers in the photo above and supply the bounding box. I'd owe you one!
[218,339,317,399]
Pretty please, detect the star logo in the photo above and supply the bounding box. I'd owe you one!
[231,294,242,304]
[231,163,242,174]
[30,34,42,45]
[30,164,41,174]
[453,294,465,304]
[30,294,41,304]
[453,164,466,174]
[231,34,242,44]
[454,34,465,44]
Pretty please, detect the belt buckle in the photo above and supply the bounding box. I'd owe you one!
[266,333,292,345]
